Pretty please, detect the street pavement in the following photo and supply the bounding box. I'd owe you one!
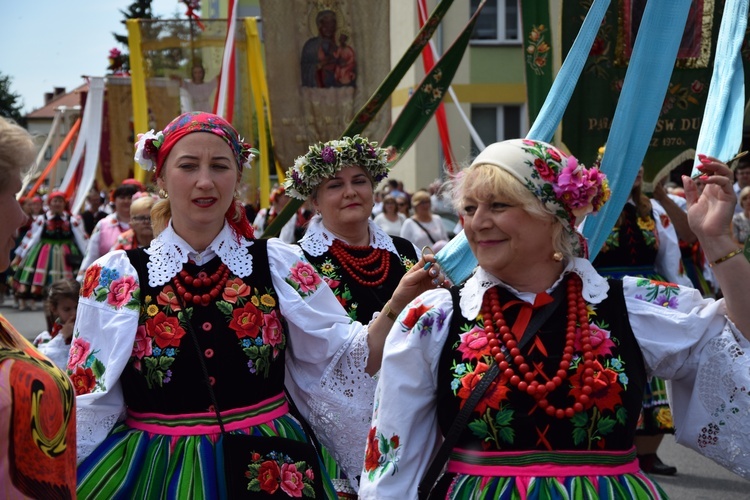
[2,301,749,497]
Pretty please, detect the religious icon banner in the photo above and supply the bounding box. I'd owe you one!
[259,0,391,171]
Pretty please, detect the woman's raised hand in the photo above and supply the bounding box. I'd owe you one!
[683,155,737,241]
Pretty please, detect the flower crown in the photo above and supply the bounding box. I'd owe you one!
[521,139,610,221]
[284,135,390,199]
[134,129,257,172]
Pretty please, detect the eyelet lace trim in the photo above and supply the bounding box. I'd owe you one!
[145,222,254,287]
[76,407,122,464]
[305,329,376,481]
[459,258,609,318]
[299,215,399,257]
[692,323,750,479]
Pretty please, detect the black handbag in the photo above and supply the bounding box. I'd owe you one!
[176,294,326,498]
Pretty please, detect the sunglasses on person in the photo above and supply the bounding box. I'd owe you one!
[131,215,152,223]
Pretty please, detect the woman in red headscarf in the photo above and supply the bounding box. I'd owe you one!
[72,112,445,498]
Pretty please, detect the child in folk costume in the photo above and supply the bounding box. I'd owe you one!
[33,279,81,370]
[13,191,86,310]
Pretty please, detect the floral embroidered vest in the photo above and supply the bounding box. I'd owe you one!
[436,277,647,452]
[301,236,418,322]
[594,203,659,269]
[122,240,286,414]
[42,214,75,242]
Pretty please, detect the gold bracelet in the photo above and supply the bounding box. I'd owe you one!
[383,301,399,321]
[709,248,744,267]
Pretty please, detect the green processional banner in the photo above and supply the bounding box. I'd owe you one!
[521,1,554,125]
[562,0,750,180]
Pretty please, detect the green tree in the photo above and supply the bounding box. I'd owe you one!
[0,72,26,126]
[112,0,156,72]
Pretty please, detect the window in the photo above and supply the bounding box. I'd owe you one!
[470,0,521,44]
[470,105,525,155]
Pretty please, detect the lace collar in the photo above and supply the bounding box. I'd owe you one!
[145,221,254,287]
[298,214,399,257]
[459,258,609,319]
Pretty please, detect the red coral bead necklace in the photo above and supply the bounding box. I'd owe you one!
[481,273,595,419]
[329,239,391,287]
[172,262,230,306]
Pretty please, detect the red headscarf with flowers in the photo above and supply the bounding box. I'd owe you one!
[133,112,258,240]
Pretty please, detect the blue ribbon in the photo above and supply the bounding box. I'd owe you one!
[582,0,693,261]
[692,0,748,175]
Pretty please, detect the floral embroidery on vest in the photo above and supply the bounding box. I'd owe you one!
[449,300,630,451]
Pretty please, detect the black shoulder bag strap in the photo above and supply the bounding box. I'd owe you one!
[411,218,437,244]
[417,282,567,499]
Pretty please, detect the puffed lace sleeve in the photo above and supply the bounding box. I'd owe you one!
[265,239,378,480]
[68,250,140,463]
[624,276,750,479]
[359,288,453,499]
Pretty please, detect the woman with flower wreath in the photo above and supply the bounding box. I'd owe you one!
[592,164,692,477]
[71,112,444,498]
[284,135,421,496]
[359,139,750,499]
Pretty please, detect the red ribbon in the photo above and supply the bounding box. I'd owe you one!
[503,292,554,339]
[184,5,205,30]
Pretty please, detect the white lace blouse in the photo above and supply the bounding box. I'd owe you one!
[73,222,378,480]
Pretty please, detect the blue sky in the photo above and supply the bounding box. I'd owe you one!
[1,0,183,114]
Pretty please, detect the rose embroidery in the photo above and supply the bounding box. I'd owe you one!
[223,277,251,304]
[244,450,317,497]
[147,312,186,349]
[401,303,432,330]
[229,302,264,339]
[157,285,181,311]
[107,275,137,308]
[132,325,153,359]
[81,265,101,298]
[364,426,401,480]
[285,261,322,296]
[67,337,91,370]
[457,326,491,361]
[256,460,280,494]
[70,366,97,395]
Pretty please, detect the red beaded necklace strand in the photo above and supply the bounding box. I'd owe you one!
[482,274,595,419]
[329,239,391,287]
[172,262,230,306]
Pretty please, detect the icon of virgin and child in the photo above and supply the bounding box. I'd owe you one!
[300,9,357,88]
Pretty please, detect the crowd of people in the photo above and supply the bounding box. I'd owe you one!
[1,110,750,499]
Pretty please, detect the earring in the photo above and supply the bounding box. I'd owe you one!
[553,251,564,262]
[159,189,168,199]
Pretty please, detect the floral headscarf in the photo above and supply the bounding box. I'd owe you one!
[284,135,390,199]
[133,112,257,240]
[470,139,611,257]
[134,112,257,179]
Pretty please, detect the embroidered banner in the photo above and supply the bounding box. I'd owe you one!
[521,1,554,125]
[562,0,750,180]
[259,0,391,171]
